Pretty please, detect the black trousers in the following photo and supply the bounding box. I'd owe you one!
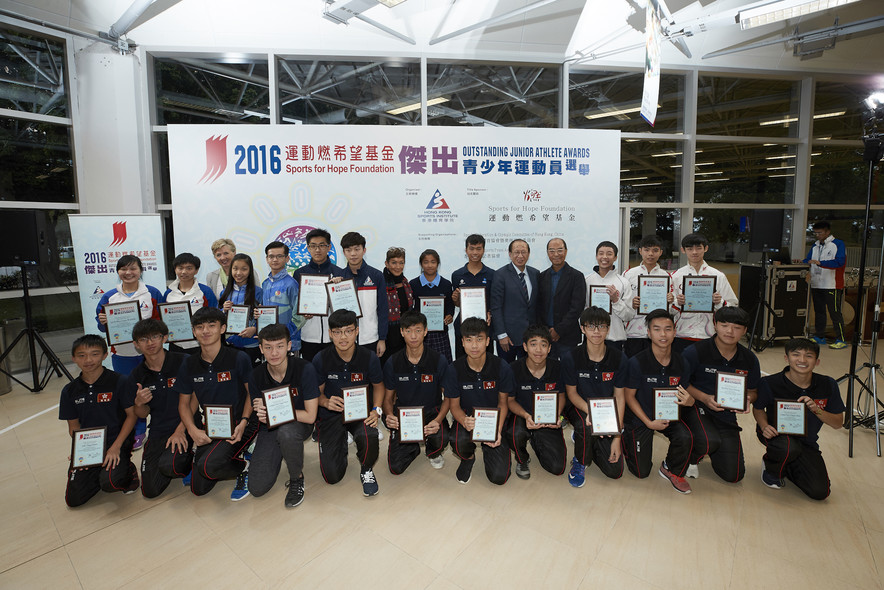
[682,405,745,483]
[140,433,193,499]
[565,407,624,479]
[450,421,510,485]
[249,421,313,496]
[190,417,259,496]
[65,437,136,507]
[811,288,845,341]
[503,414,568,476]
[756,428,831,500]
[316,414,379,484]
[387,407,449,474]
[622,420,692,479]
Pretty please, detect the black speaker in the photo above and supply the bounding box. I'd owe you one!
[749,209,784,253]
[0,210,40,266]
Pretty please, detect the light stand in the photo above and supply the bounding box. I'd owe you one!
[748,251,778,352]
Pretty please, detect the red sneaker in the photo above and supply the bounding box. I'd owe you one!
[659,462,692,494]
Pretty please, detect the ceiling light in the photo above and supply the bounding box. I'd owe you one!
[632,182,663,187]
[585,105,642,120]
[696,178,729,182]
[622,177,649,181]
[696,171,723,175]
[767,165,796,170]
[813,110,846,119]
[770,173,795,178]
[760,116,798,126]
[387,97,448,115]
[866,92,884,109]
[737,0,860,31]
[765,154,796,160]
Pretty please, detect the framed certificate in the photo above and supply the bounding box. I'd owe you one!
[654,388,680,420]
[226,304,251,334]
[70,426,106,468]
[420,297,446,332]
[297,274,330,316]
[716,372,747,411]
[588,285,612,313]
[682,276,717,313]
[103,300,142,346]
[342,385,369,423]
[327,279,363,318]
[532,391,559,425]
[255,306,279,333]
[398,406,425,443]
[472,407,500,442]
[775,399,807,436]
[459,286,487,321]
[587,398,620,436]
[203,404,234,439]
[158,301,194,343]
[637,275,670,315]
[262,386,296,429]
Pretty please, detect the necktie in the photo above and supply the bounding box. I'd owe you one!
[519,272,528,301]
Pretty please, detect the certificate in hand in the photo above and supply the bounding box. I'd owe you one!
[533,392,558,425]
[587,398,620,436]
[459,286,486,321]
[638,275,670,315]
[297,274,330,316]
[654,388,680,420]
[398,406,425,442]
[775,399,807,436]
[589,285,612,313]
[472,407,500,442]
[158,302,194,343]
[262,386,296,429]
[71,426,106,468]
[682,276,717,313]
[204,404,234,439]
[342,385,369,423]
[716,372,747,411]
[255,306,279,333]
[327,279,363,318]
[226,304,250,334]
[420,297,446,332]
[103,301,142,346]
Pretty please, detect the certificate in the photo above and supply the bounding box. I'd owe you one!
[588,285,612,313]
[654,388,680,420]
[226,304,250,334]
[637,275,670,315]
[398,406,425,443]
[255,306,279,333]
[716,372,747,411]
[472,407,500,442]
[682,276,717,313]
[327,279,363,318]
[420,297,446,332]
[262,385,296,429]
[103,301,141,346]
[158,302,194,343]
[587,398,620,436]
[533,392,559,425]
[459,286,487,321]
[71,426,106,468]
[297,274,330,316]
[342,385,369,423]
[775,399,807,436]
[204,404,234,439]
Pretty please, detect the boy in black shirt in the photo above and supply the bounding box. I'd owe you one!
[59,335,138,507]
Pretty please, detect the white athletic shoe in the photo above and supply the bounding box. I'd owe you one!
[685,463,699,479]
[428,455,445,469]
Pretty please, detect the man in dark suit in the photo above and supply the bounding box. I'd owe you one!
[490,239,540,362]
[536,238,586,359]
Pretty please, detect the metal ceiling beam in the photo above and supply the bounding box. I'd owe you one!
[430,0,563,45]
[107,0,158,40]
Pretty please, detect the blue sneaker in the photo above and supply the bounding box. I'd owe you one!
[361,468,379,497]
[761,469,784,489]
[568,457,586,488]
[810,336,827,345]
[230,471,250,501]
[182,470,192,487]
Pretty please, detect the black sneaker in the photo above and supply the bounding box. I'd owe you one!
[456,456,475,484]
[515,460,531,480]
[285,476,305,508]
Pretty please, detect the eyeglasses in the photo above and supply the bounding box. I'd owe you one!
[307,243,329,250]
[330,327,357,337]
[583,324,607,332]
[266,254,287,260]
[136,334,163,344]
[547,248,565,254]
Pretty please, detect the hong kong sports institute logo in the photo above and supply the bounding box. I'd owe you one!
[425,189,449,210]
[200,135,228,184]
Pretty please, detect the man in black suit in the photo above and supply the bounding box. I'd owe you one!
[490,239,540,363]
[536,238,586,359]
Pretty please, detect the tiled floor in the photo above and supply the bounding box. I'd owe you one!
[1,339,883,589]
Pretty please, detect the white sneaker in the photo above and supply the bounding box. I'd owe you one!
[685,463,699,479]
[347,432,354,445]
[428,455,445,469]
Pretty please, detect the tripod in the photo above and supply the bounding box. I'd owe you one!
[0,264,73,393]
[748,252,779,352]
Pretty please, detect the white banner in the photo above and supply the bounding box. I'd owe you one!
[168,126,620,282]
[641,0,663,127]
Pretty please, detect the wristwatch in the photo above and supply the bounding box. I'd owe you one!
[373,406,383,417]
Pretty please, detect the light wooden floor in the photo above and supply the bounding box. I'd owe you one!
[1,340,883,590]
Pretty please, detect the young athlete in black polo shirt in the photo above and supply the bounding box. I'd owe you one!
[248,324,319,508]
[313,309,385,497]
[623,309,695,494]
[126,319,193,499]
[503,325,567,480]
[562,307,628,488]
[682,307,760,483]
[174,307,258,499]
[443,317,514,485]
[383,311,450,474]
[59,335,139,507]
[753,338,845,500]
